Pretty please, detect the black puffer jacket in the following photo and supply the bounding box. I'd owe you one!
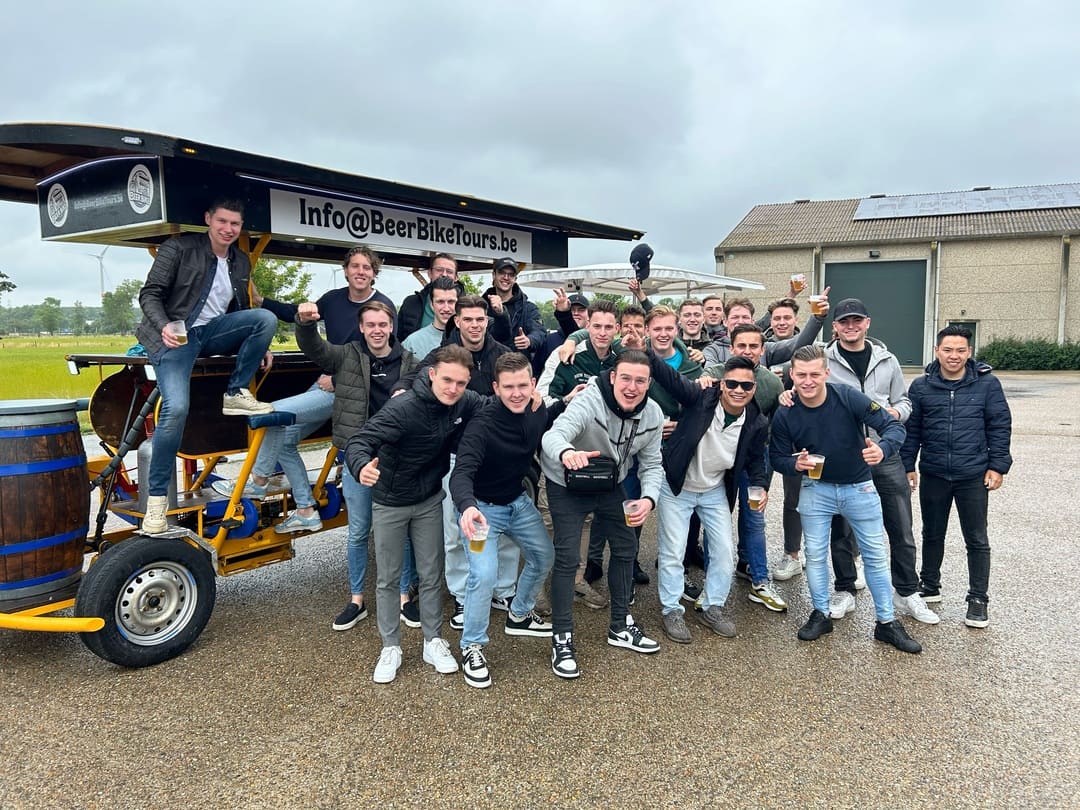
[484,283,545,354]
[344,374,484,507]
[136,233,254,354]
[395,332,512,396]
[295,320,418,449]
[901,359,1013,480]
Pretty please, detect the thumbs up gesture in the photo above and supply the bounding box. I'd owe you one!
[513,326,530,350]
[360,457,381,486]
[861,437,884,466]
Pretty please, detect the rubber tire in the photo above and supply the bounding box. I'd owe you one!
[76,537,216,668]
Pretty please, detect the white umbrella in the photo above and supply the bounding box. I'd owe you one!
[515,263,764,297]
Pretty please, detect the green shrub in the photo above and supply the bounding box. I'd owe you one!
[978,338,1080,370]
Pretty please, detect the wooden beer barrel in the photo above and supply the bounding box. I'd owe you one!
[0,400,89,606]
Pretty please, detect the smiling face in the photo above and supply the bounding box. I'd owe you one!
[679,304,704,337]
[493,265,517,294]
[457,305,488,351]
[204,206,242,255]
[648,314,678,357]
[428,360,471,405]
[731,330,764,367]
[610,361,651,411]
[835,315,870,350]
[344,252,376,297]
[619,313,646,349]
[720,368,757,414]
[587,311,618,356]
[493,367,535,413]
[359,308,393,353]
[429,257,458,283]
[703,298,725,327]
[571,305,588,329]
[790,356,830,406]
[724,304,754,332]
[431,288,458,329]
[770,305,797,339]
[935,335,972,380]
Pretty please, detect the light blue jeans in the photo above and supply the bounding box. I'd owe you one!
[798,479,894,622]
[148,308,278,495]
[460,493,554,649]
[657,479,734,615]
[253,383,333,510]
[442,457,519,600]
[341,465,372,596]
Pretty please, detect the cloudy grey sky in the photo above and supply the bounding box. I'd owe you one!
[2,0,1078,307]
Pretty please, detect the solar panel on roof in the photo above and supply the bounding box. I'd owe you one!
[853,183,1080,220]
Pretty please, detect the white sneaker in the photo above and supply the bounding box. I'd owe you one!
[373,645,402,683]
[829,590,857,619]
[461,643,491,688]
[142,495,169,534]
[222,388,273,416]
[423,637,459,674]
[854,557,866,590]
[772,555,804,581]
[895,590,941,625]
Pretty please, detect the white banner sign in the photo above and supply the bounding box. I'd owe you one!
[269,188,532,261]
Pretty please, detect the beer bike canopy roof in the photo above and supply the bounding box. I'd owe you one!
[0,122,643,271]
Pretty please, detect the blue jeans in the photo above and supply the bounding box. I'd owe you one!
[148,308,277,495]
[460,493,554,649]
[798,479,894,622]
[253,383,333,509]
[736,469,769,584]
[341,465,372,596]
[657,480,734,614]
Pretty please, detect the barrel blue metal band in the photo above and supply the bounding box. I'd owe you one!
[0,423,77,438]
[0,565,82,590]
[0,525,87,556]
[0,454,86,476]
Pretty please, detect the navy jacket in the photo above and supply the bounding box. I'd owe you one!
[901,359,1013,480]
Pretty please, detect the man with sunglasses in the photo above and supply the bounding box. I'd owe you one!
[485,257,545,358]
[649,354,769,642]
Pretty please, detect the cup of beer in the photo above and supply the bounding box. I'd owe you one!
[748,486,765,510]
[469,524,488,553]
[808,296,827,317]
[807,454,825,480]
[167,320,188,345]
[790,273,807,294]
[622,500,637,526]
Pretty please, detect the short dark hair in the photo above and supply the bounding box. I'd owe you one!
[791,344,827,368]
[208,197,245,217]
[431,276,458,293]
[430,253,458,270]
[613,349,651,373]
[768,297,799,315]
[342,245,382,275]
[618,303,646,323]
[456,294,488,316]
[495,352,532,378]
[730,323,765,345]
[724,297,755,317]
[723,355,757,375]
[936,324,973,345]
[432,344,473,371]
[702,294,725,306]
[679,297,704,312]
[359,301,394,323]
[588,298,618,319]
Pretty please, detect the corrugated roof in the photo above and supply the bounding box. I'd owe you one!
[717,190,1080,251]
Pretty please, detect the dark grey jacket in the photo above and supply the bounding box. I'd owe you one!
[136,233,254,354]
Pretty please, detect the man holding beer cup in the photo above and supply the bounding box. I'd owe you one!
[770,345,922,654]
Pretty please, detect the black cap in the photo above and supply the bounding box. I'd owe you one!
[568,293,589,308]
[630,242,653,282]
[493,257,518,273]
[833,298,870,320]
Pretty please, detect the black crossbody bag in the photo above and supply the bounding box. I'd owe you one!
[563,422,638,494]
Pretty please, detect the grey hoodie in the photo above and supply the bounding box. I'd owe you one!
[825,336,911,440]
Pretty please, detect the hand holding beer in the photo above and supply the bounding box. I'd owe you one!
[795,449,825,479]
[460,506,489,552]
[163,320,187,348]
[622,498,652,527]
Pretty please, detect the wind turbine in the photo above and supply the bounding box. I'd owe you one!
[83,246,110,300]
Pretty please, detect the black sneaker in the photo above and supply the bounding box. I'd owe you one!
[583,559,603,585]
[681,575,702,603]
[965,597,989,628]
[684,543,707,571]
[449,598,464,631]
[400,597,421,628]
[332,601,367,631]
[797,609,833,641]
[490,594,513,612]
[919,584,943,603]
[735,560,751,582]
[461,643,491,689]
[633,559,650,585]
[874,619,922,654]
[551,632,580,679]
[505,610,553,637]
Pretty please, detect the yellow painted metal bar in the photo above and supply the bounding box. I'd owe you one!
[207,426,270,551]
[0,600,105,633]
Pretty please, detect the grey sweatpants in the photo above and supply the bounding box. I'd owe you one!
[373,490,446,647]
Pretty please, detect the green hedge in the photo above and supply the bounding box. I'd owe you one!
[978,338,1080,370]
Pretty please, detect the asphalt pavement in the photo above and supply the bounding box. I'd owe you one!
[1,371,1078,809]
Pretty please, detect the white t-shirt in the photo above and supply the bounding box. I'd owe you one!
[682,410,744,493]
[192,257,233,327]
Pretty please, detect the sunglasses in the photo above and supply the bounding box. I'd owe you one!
[723,379,756,392]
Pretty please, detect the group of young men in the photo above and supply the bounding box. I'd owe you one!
[136,197,1014,688]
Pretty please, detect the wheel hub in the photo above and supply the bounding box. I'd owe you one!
[116,562,198,646]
